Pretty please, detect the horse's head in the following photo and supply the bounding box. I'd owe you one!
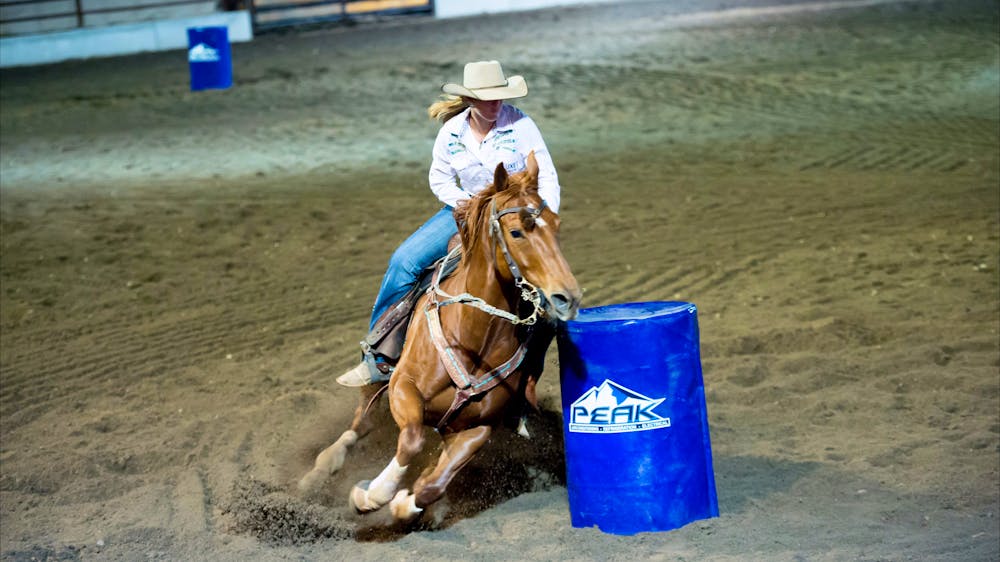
[457,152,582,322]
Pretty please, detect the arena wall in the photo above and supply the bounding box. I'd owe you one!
[0,10,252,68]
[0,0,610,68]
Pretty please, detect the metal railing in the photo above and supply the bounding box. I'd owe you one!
[248,0,432,31]
[0,0,216,36]
[0,0,433,37]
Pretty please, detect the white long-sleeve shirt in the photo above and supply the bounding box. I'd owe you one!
[428,104,560,213]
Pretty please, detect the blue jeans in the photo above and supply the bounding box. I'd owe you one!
[369,206,458,331]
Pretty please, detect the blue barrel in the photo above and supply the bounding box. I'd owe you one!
[187,26,232,91]
[556,301,718,535]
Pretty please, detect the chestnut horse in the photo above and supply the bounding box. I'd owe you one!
[298,153,581,525]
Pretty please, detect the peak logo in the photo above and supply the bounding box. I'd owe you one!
[569,379,671,434]
[188,43,220,62]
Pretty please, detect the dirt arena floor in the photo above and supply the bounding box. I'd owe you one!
[1,0,998,559]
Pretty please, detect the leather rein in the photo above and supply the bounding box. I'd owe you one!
[426,199,547,430]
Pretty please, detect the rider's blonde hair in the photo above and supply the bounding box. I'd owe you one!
[427,95,469,123]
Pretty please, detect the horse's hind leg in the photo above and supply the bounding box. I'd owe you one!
[389,425,492,523]
[349,377,425,514]
[298,383,384,493]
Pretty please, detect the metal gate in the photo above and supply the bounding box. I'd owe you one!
[248,0,433,31]
[0,0,215,37]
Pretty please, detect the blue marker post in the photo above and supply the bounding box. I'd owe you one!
[557,302,719,535]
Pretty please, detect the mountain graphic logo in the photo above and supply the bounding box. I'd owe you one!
[568,379,671,433]
[188,43,220,63]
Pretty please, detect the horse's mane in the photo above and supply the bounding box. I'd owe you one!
[454,166,540,264]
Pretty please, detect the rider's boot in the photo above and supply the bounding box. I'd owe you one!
[336,358,392,387]
[336,362,373,387]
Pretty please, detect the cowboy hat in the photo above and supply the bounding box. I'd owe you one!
[442,60,527,101]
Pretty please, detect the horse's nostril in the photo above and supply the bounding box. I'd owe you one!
[544,291,579,321]
[551,293,572,312]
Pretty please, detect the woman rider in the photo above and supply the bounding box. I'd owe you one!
[337,60,562,386]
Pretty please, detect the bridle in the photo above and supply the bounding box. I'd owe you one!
[431,198,548,326]
[490,200,545,289]
[489,198,548,322]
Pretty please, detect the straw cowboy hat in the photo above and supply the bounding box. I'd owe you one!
[442,60,527,101]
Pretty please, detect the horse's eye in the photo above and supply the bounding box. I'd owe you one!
[510,229,524,239]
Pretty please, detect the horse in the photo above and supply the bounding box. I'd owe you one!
[298,152,581,526]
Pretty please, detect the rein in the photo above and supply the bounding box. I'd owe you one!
[425,199,547,430]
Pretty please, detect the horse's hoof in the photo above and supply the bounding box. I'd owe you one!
[517,416,531,439]
[313,445,348,476]
[311,430,357,478]
[349,480,382,513]
[389,490,423,522]
[297,469,325,494]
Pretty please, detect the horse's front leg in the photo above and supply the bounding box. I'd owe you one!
[298,383,384,493]
[350,377,426,514]
[390,424,492,523]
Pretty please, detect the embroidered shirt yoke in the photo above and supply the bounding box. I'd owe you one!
[429,104,561,213]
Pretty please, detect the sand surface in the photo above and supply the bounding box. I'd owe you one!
[1,0,998,560]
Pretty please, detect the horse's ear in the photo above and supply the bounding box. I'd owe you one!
[493,162,509,192]
[525,150,539,180]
